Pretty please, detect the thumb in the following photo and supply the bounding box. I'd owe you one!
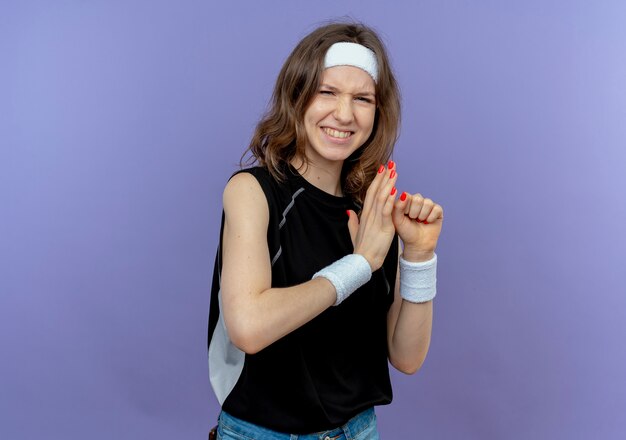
[392,192,409,226]
[346,209,359,246]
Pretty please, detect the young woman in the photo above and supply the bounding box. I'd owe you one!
[208,22,444,439]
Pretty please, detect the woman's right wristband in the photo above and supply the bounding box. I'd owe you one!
[312,254,372,305]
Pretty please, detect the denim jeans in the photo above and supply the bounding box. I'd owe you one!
[217,407,380,440]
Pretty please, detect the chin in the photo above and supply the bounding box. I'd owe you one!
[318,150,356,164]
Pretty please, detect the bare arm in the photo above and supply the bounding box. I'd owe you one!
[220,173,336,354]
[221,166,398,355]
[387,170,444,374]
[387,247,434,374]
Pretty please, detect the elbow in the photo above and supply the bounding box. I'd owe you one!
[389,352,427,375]
[391,359,423,375]
[230,334,262,355]
[226,319,265,355]
[222,300,264,355]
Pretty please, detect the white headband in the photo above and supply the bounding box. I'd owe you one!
[324,42,379,83]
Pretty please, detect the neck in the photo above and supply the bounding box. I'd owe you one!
[290,156,344,197]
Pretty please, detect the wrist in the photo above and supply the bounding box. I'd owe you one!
[353,252,375,272]
[313,254,372,306]
[399,253,437,303]
[401,248,435,263]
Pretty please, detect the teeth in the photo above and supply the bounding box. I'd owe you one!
[323,127,352,139]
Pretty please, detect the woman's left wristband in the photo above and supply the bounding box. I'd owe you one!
[399,253,437,303]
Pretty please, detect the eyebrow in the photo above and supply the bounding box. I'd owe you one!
[320,84,376,97]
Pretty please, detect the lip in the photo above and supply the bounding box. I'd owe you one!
[320,126,354,144]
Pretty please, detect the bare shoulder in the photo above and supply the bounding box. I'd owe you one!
[223,171,269,228]
[221,172,272,302]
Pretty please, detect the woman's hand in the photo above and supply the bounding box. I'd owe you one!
[347,162,398,271]
[391,171,444,262]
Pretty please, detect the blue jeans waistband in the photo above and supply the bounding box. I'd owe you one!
[218,407,377,440]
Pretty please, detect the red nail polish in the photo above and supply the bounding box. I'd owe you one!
[388,160,395,169]
[378,164,385,174]
[391,187,397,196]
[424,220,429,224]
[390,170,396,179]
[400,192,407,201]
[346,210,350,218]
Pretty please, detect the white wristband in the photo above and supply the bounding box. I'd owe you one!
[313,254,372,305]
[399,253,437,303]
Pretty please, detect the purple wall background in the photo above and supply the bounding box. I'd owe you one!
[2,1,625,439]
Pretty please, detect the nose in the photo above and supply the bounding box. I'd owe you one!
[332,95,354,125]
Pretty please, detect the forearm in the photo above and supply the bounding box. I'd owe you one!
[387,248,436,374]
[221,173,340,354]
[223,277,336,354]
[388,300,433,374]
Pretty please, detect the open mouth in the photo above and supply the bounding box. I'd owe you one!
[322,127,353,139]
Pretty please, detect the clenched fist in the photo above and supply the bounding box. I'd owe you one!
[392,175,444,261]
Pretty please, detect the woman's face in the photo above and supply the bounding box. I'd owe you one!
[302,66,376,167]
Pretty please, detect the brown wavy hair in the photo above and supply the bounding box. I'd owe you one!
[241,22,401,204]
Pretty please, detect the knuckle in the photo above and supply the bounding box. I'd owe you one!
[378,190,390,202]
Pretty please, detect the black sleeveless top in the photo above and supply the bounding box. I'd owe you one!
[208,166,398,433]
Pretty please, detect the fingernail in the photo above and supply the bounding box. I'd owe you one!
[400,192,407,201]
[424,220,429,224]
[391,187,397,196]
[378,164,385,174]
[390,170,396,179]
[387,160,395,169]
[346,210,350,218]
